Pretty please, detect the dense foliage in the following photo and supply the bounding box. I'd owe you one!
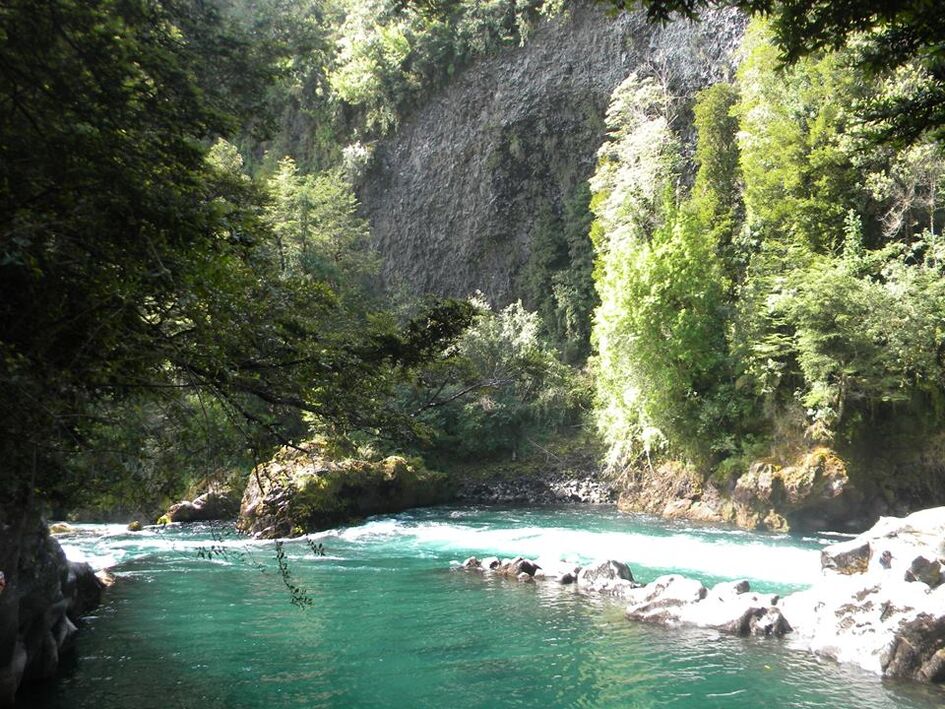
[590,19,945,472]
[399,298,590,462]
[0,0,476,517]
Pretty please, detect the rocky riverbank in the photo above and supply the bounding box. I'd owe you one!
[453,506,945,684]
[615,447,896,533]
[453,468,616,505]
[0,515,108,707]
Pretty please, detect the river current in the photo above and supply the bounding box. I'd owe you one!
[29,506,945,707]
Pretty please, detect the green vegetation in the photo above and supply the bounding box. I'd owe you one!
[0,0,477,522]
[590,20,945,479]
[4,0,945,528]
[521,183,598,363]
[404,298,592,463]
[220,0,566,171]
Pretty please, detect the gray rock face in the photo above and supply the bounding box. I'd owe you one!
[0,512,106,706]
[360,1,745,306]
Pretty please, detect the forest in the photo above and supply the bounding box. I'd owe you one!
[4,0,942,521]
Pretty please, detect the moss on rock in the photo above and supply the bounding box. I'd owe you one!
[617,447,851,532]
[238,443,449,538]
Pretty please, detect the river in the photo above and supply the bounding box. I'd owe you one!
[28,506,945,707]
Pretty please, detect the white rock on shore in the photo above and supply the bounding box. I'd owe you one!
[781,506,945,682]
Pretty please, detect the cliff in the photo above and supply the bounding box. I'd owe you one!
[359,2,746,306]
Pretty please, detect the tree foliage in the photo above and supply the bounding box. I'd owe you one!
[0,0,474,515]
[590,19,945,472]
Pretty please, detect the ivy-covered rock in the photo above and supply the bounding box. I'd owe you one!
[237,443,449,538]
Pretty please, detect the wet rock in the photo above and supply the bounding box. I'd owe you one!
[498,557,541,577]
[780,507,945,682]
[576,560,633,585]
[905,557,942,588]
[167,490,240,524]
[881,613,945,683]
[0,512,107,704]
[461,556,481,570]
[67,562,104,618]
[481,556,501,570]
[625,575,709,623]
[821,538,870,574]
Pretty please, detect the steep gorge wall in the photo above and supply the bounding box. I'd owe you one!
[359,2,746,305]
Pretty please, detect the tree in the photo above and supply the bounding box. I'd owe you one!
[0,3,474,696]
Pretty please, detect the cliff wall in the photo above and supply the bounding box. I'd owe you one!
[359,2,746,305]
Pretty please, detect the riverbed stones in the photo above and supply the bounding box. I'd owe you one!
[577,560,633,585]
[777,507,945,682]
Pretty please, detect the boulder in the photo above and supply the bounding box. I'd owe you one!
[166,501,199,523]
[821,538,870,574]
[883,613,945,683]
[480,556,501,570]
[577,560,633,585]
[0,513,107,704]
[67,562,104,619]
[625,574,708,623]
[623,575,790,638]
[167,489,240,523]
[495,557,541,578]
[238,444,449,538]
[905,557,942,588]
[781,507,945,681]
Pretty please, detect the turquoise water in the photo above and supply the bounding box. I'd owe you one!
[29,506,945,708]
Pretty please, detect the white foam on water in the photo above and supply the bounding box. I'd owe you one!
[328,518,822,586]
[52,514,823,586]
